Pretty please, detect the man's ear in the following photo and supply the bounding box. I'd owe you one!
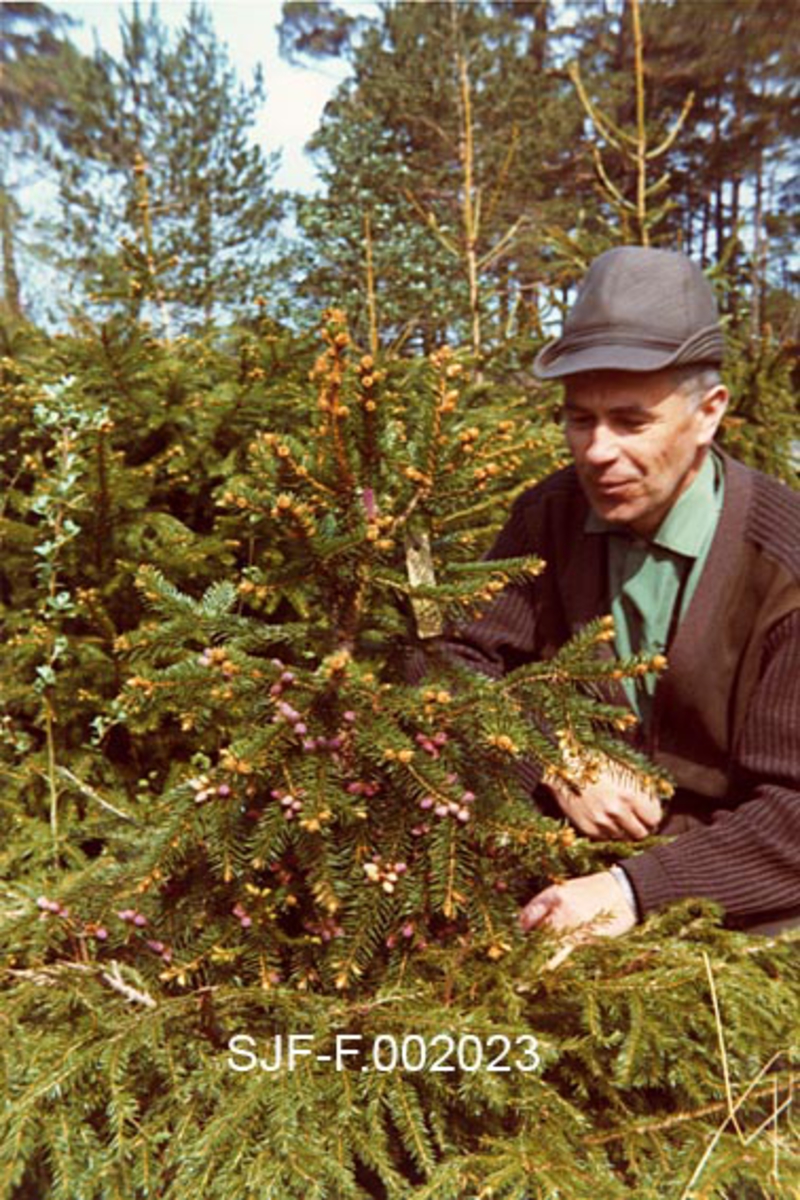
[696,384,729,446]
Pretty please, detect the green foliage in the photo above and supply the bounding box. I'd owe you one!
[1,911,798,1198]
[716,314,799,486]
[52,3,283,330]
[0,3,84,321]
[278,0,359,63]
[0,2,797,1193]
[282,0,799,368]
[1,310,797,1198]
[0,309,318,841]
[290,1,587,356]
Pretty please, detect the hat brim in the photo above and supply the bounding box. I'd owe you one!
[533,342,680,379]
[533,324,724,380]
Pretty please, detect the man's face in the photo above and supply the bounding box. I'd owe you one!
[563,369,726,537]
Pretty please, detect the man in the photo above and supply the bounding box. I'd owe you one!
[438,246,800,940]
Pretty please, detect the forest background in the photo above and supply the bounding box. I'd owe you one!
[1,1,799,1198]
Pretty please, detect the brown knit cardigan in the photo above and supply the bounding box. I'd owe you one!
[432,450,800,932]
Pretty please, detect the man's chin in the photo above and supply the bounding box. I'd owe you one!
[590,493,668,537]
[588,492,641,526]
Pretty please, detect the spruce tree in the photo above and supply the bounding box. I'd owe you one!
[1,308,797,1199]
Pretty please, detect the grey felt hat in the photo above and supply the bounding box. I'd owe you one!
[533,246,724,379]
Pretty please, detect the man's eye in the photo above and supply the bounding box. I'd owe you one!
[615,417,649,432]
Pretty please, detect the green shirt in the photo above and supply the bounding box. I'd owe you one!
[586,450,724,724]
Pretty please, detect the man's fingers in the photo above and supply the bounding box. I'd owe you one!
[521,887,589,935]
[589,811,646,841]
[547,767,664,844]
[598,792,662,841]
[519,889,557,932]
[629,791,663,828]
[610,809,652,841]
[519,901,547,932]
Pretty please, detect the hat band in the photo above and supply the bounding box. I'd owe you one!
[670,326,725,365]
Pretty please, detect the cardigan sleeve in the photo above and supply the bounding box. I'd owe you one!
[623,609,800,926]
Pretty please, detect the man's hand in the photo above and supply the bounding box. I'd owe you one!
[519,872,637,969]
[520,871,636,939]
[545,759,662,841]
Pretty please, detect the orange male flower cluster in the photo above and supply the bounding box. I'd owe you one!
[488,733,519,754]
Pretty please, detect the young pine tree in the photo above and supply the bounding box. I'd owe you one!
[53,3,283,332]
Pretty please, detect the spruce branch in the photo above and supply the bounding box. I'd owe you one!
[584,1072,794,1147]
[592,148,635,213]
[99,960,158,1009]
[54,768,138,824]
[484,122,519,225]
[131,150,173,341]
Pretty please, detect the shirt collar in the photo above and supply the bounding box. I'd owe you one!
[584,450,721,557]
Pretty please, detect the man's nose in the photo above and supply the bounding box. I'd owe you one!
[582,422,619,465]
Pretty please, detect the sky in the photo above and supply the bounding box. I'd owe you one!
[51,1,376,194]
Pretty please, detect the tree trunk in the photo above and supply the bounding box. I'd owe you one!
[0,187,23,319]
[750,150,764,344]
[531,1,547,72]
